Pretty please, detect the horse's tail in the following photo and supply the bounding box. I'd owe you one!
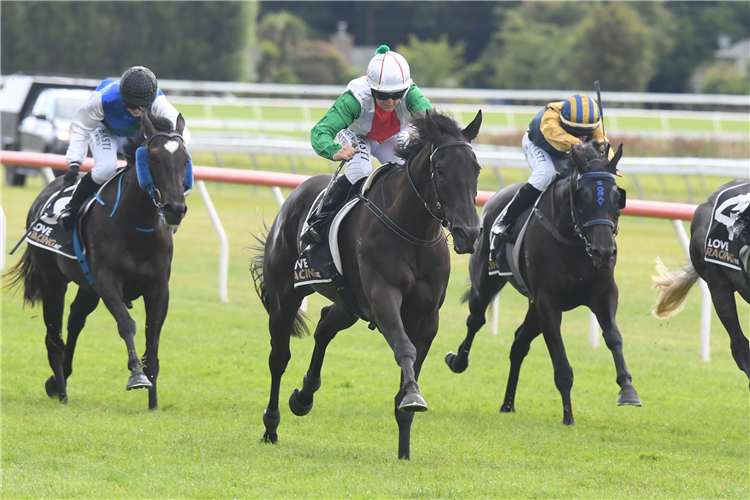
[651,257,699,318]
[247,221,309,339]
[2,246,43,307]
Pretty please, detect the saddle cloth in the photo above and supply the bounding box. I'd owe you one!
[704,180,750,272]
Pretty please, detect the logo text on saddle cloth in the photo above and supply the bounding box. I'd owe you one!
[29,222,62,250]
[294,257,321,281]
[706,237,737,265]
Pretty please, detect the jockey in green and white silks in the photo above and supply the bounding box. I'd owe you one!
[301,45,432,246]
[60,66,190,231]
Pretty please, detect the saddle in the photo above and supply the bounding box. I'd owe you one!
[704,181,750,273]
[488,204,535,297]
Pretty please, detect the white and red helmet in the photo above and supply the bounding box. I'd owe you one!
[366,45,412,92]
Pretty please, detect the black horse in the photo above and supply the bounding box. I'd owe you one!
[445,141,641,426]
[4,111,190,410]
[250,110,483,460]
[652,178,750,386]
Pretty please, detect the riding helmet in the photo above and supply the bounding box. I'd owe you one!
[366,45,412,92]
[560,94,600,134]
[119,66,158,107]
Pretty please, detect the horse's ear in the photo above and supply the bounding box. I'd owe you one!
[608,143,624,172]
[571,143,586,171]
[462,110,482,143]
[141,110,156,138]
[424,109,443,145]
[176,113,185,136]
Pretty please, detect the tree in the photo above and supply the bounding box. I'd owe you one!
[396,35,466,88]
[567,3,655,92]
[701,62,750,95]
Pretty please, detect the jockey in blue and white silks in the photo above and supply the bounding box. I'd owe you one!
[59,66,190,230]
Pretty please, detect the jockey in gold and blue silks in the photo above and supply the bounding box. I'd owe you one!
[492,94,612,242]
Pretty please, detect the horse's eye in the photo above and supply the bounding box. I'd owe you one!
[149,153,157,161]
[435,166,443,176]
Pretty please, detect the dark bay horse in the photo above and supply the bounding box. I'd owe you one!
[250,110,483,459]
[652,179,750,386]
[4,111,191,410]
[445,141,641,425]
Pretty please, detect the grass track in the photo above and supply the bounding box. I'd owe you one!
[2,174,748,498]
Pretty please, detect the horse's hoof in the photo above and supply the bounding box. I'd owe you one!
[289,388,314,417]
[445,351,469,373]
[45,376,58,398]
[126,372,152,390]
[60,395,68,405]
[617,386,642,406]
[500,402,515,413]
[398,392,428,412]
[262,432,278,444]
[563,416,575,426]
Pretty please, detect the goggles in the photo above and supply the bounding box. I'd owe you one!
[371,89,406,101]
[124,101,144,111]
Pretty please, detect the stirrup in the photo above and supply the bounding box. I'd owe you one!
[300,226,323,246]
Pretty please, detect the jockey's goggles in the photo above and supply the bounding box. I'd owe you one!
[124,101,144,110]
[371,89,406,101]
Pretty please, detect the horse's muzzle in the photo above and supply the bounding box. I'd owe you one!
[162,202,188,226]
[452,226,482,254]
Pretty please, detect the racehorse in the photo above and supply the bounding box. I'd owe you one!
[445,141,641,426]
[250,110,483,460]
[4,111,191,410]
[652,179,750,386]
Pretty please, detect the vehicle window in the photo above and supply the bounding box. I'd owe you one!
[55,97,88,120]
[30,91,53,118]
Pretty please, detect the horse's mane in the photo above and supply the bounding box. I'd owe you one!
[395,111,464,161]
[122,112,175,164]
[558,140,607,181]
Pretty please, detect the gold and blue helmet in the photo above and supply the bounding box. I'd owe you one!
[560,94,600,134]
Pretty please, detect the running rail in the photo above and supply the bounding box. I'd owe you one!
[1,151,712,360]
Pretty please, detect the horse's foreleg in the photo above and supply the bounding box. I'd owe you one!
[63,289,100,381]
[395,313,438,460]
[372,288,423,408]
[591,294,642,407]
[41,282,69,404]
[705,273,750,384]
[501,304,542,415]
[536,300,575,425]
[98,282,151,391]
[290,304,357,417]
[143,285,169,411]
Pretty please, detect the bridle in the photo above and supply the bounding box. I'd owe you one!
[134,131,193,229]
[569,170,626,256]
[360,139,475,247]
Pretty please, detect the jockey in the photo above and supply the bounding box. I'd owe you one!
[59,66,191,230]
[493,94,613,241]
[300,45,433,246]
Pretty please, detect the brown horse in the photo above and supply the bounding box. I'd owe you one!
[4,111,191,410]
[250,110,483,459]
[445,141,641,425]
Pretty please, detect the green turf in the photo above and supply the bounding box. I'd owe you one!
[1,174,748,498]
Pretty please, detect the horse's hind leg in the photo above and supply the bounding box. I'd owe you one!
[289,303,357,416]
[446,275,506,374]
[501,304,542,415]
[705,271,750,384]
[41,281,69,403]
[590,292,642,406]
[52,288,100,393]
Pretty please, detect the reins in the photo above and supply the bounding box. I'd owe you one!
[361,140,473,247]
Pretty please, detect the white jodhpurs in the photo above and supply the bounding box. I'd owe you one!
[336,128,409,184]
[88,123,131,184]
[522,132,569,192]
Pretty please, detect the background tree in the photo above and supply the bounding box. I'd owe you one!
[566,3,655,92]
[700,63,750,95]
[396,35,466,88]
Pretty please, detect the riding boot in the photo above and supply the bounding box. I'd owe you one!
[492,182,542,242]
[59,172,101,232]
[300,175,353,246]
